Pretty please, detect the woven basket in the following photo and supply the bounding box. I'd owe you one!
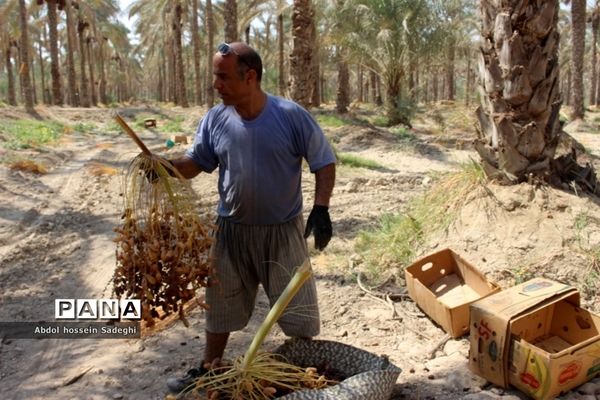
[274,339,401,400]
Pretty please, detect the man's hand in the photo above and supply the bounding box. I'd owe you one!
[140,156,174,183]
[304,205,332,251]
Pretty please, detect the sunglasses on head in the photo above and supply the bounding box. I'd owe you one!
[218,43,239,56]
[218,43,251,69]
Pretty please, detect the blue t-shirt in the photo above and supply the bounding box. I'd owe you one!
[186,94,336,225]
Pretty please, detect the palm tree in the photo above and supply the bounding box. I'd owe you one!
[64,0,79,106]
[191,0,202,104]
[172,0,188,106]
[589,1,599,106]
[336,51,349,113]
[340,0,435,124]
[277,7,285,96]
[17,0,34,111]
[475,0,573,185]
[289,0,313,108]
[45,0,63,105]
[3,38,17,106]
[130,0,187,106]
[310,8,320,107]
[224,0,238,42]
[570,0,585,120]
[77,18,91,107]
[206,0,215,106]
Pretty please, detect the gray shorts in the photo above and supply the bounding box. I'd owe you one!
[205,215,320,337]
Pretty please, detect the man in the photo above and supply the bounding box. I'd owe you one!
[164,42,336,394]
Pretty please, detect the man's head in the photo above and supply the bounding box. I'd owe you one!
[217,42,263,82]
[213,42,263,106]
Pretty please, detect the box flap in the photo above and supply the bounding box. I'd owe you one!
[473,278,577,320]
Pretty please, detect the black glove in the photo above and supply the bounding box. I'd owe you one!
[304,205,332,251]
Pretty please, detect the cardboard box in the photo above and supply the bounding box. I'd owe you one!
[405,248,500,338]
[172,135,188,144]
[469,278,600,400]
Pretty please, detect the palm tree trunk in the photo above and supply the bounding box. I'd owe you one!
[375,73,382,106]
[565,69,571,106]
[167,37,176,103]
[118,57,127,101]
[30,54,37,105]
[432,68,438,102]
[590,4,599,106]
[206,0,215,107]
[290,0,313,108]
[369,70,376,104]
[385,67,404,124]
[87,38,97,106]
[224,0,238,43]
[158,60,164,102]
[5,44,17,106]
[46,0,63,105]
[358,64,363,102]
[570,0,586,120]
[277,12,285,97]
[408,49,416,101]
[65,0,78,106]
[78,20,90,107]
[18,0,34,111]
[476,0,562,183]
[191,0,202,105]
[310,21,320,107]
[37,34,47,104]
[173,0,188,107]
[446,39,455,101]
[465,54,472,106]
[336,57,349,113]
[17,50,23,104]
[414,60,419,103]
[98,37,107,104]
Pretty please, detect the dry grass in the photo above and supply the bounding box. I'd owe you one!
[8,159,48,174]
[86,161,119,176]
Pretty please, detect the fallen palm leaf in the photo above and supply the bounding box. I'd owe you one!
[186,260,337,399]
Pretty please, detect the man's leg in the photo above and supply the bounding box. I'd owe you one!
[204,330,230,365]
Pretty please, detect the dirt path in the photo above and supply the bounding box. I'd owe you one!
[1,106,599,400]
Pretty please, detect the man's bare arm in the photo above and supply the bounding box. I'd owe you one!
[314,163,335,206]
[171,156,203,179]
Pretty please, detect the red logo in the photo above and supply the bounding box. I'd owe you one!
[520,372,540,389]
[478,320,491,340]
[558,362,581,385]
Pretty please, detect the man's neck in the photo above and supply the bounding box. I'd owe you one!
[235,91,267,120]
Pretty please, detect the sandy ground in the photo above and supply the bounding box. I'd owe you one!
[0,104,599,400]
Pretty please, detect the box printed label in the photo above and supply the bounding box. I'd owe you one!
[588,361,600,377]
[520,372,540,389]
[522,280,553,293]
[520,353,551,399]
[558,361,581,385]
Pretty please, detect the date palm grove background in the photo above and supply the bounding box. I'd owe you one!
[0,0,599,186]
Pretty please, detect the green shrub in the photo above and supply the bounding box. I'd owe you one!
[72,122,97,134]
[316,114,349,128]
[159,115,185,133]
[337,153,384,170]
[355,159,486,282]
[0,120,64,149]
